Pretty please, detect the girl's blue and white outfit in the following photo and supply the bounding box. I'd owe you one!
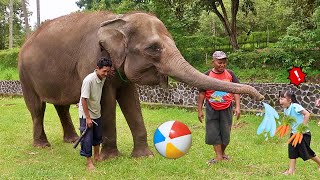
[284,103,316,161]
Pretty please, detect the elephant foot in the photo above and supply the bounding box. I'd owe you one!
[100,148,121,160]
[33,140,51,148]
[63,134,79,143]
[131,147,154,158]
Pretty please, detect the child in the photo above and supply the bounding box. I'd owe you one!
[279,90,320,175]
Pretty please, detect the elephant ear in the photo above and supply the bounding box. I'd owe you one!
[98,17,127,69]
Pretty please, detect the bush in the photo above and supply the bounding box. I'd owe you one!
[175,35,230,65]
[0,48,20,69]
[228,48,319,70]
[175,35,229,49]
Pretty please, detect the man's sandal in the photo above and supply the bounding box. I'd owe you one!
[223,155,230,161]
[207,159,218,165]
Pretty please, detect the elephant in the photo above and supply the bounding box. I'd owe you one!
[18,11,264,159]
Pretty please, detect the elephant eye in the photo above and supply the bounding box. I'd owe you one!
[145,43,162,57]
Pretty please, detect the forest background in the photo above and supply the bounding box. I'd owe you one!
[0,0,320,83]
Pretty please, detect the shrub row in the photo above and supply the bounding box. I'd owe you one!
[228,48,320,70]
[0,48,19,68]
[0,46,318,72]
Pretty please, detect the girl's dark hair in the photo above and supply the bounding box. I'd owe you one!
[97,57,112,69]
[279,90,298,103]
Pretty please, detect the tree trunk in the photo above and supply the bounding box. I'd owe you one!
[207,0,240,51]
[9,0,13,48]
[36,0,40,27]
[230,0,239,50]
[21,0,30,36]
[230,32,239,50]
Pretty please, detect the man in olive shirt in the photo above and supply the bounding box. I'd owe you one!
[78,57,112,170]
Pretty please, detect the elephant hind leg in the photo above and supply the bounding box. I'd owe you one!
[21,86,50,147]
[54,105,79,143]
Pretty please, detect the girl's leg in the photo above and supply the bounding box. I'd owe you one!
[284,159,296,175]
[310,156,320,170]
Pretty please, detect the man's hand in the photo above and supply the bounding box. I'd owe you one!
[198,111,204,123]
[86,117,93,128]
[234,107,241,120]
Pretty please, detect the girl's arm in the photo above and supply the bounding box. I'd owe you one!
[300,109,310,125]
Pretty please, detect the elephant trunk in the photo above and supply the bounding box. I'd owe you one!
[164,54,264,100]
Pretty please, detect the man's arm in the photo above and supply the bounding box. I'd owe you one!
[197,91,205,123]
[234,94,241,120]
[227,69,241,120]
[81,97,93,128]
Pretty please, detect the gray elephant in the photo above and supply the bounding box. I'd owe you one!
[18,11,263,159]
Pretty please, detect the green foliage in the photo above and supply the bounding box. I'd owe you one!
[174,35,230,65]
[275,22,320,49]
[76,0,202,36]
[0,0,27,50]
[228,48,320,70]
[0,48,19,68]
[297,123,310,133]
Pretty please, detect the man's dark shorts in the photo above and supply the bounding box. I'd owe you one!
[79,117,102,157]
[205,101,233,145]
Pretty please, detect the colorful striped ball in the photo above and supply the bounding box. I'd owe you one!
[153,120,192,159]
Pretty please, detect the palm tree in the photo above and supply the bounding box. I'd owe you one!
[9,0,13,48]
[36,0,40,27]
[21,0,30,36]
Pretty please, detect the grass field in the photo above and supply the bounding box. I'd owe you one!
[1,97,320,179]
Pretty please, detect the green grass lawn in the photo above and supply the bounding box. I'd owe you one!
[1,97,320,179]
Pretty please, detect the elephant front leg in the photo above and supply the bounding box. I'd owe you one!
[100,87,121,159]
[117,83,153,158]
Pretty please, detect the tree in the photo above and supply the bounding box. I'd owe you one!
[36,0,39,27]
[21,0,30,36]
[9,0,13,48]
[0,0,25,49]
[202,0,240,51]
[75,0,202,36]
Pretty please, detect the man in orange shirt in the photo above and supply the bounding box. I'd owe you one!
[197,51,241,165]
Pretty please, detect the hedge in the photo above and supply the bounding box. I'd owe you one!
[0,46,318,72]
[0,48,20,68]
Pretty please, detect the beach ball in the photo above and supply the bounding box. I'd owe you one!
[153,120,192,159]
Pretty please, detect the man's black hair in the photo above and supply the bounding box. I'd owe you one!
[97,57,112,69]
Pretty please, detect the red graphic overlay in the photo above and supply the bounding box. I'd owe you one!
[287,67,306,87]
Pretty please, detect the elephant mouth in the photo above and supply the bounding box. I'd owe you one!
[129,66,168,87]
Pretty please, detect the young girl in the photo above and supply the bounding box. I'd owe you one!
[279,90,320,175]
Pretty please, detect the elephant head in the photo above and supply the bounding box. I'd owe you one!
[98,12,263,100]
